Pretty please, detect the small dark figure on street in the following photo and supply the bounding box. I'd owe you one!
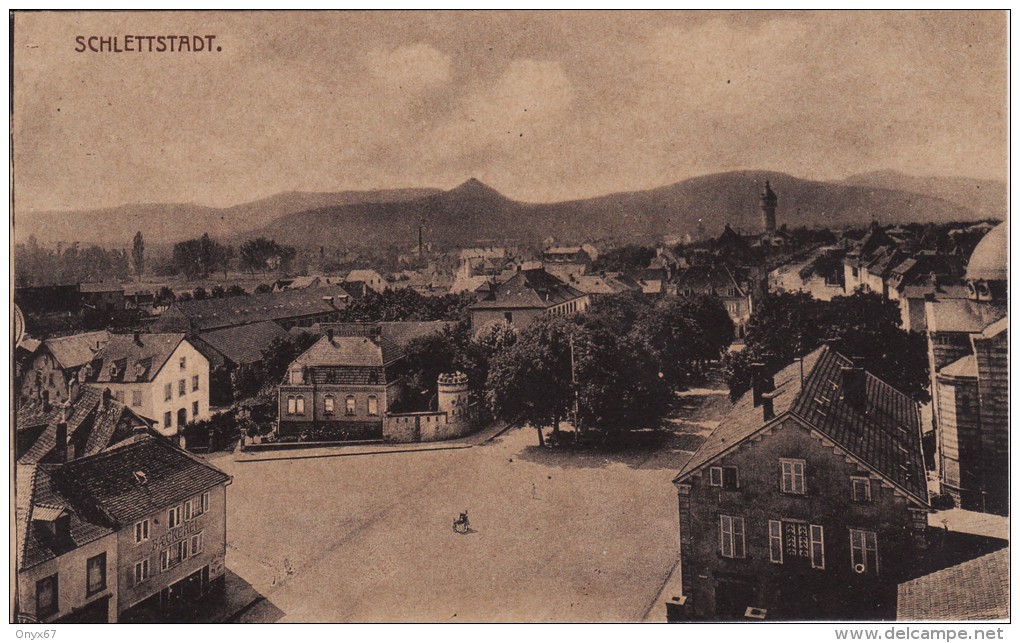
[453,510,470,534]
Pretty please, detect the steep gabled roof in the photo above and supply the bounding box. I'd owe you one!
[675,346,927,504]
[17,386,153,464]
[86,333,186,383]
[470,268,587,310]
[196,321,290,366]
[15,464,37,570]
[940,354,978,379]
[293,334,403,368]
[45,331,112,370]
[53,434,231,525]
[18,465,115,571]
[674,264,747,297]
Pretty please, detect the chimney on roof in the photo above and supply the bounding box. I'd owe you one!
[133,331,142,345]
[326,328,335,344]
[840,366,867,410]
[750,363,774,408]
[54,418,68,464]
[762,390,777,421]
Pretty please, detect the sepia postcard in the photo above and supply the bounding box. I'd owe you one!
[9,9,1009,630]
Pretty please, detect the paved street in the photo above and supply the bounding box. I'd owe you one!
[209,416,715,623]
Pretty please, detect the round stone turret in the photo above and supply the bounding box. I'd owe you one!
[438,371,469,416]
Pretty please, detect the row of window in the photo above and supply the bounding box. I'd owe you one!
[133,532,204,585]
[286,395,379,416]
[708,461,873,502]
[163,376,201,401]
[718,515,879,575]
[35,553,107,618]
[550,299,583,316]
[680,287,739,297]
[133,492,210,544]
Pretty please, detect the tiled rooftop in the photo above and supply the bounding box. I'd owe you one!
[470,269,587,310]
[676,346,927,504]
[86,333,185,383]
[54,434,230,525]
[897,547,1009,620]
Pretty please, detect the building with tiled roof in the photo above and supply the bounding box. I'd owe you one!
[84,333,210,438]
[568,272,642,295]
[345,269,390,293]
[14,463,119,623]
[18,330,111,408]
[193,320,290,368]
[277,329,406,440]
[674,263,756,339]
[14,433,231,623]
[151,285,349,333]
[897,547,1008,620]
[468,268,589,329]
[78,281,125,312]
[671,346,929,621]
[17,386,153,464]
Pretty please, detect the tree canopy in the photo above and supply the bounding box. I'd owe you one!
[726,290,929,402]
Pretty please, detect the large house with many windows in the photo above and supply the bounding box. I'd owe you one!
[671,347,930,621]
[15,433,230,623]
[277,328,404,441]
[84,333,210,438]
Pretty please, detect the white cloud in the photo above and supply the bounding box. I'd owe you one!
[365,43,452,91]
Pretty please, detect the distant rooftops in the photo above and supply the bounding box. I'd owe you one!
[470,268,587,310]
[154,285,349,332]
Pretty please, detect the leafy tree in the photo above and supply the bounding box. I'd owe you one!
[584,291,654,336]
[487,315,575,446]
[211,285,226,298]
[592,244,656,272]
[254,283,273,294]
[192,287,208,300]
[725,291,824,398]
[154,286,176,311]
[225,284,247,297]
[240,237,295,274]
[726,290,929,402]
[629,295,733,389]
[132,231,145,280]
[573,320,671,435]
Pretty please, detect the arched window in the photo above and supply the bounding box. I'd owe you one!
[324,395,335,415]
[367,395,379,416]
[345,395,356,416]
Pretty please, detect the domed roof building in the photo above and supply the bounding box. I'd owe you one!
[965,223,1007,301]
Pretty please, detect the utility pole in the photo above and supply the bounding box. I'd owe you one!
[570,332,580,440]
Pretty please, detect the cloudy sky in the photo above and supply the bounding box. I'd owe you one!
[13,10,1007,212]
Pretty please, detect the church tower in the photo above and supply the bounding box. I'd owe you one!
[760,180,777,234]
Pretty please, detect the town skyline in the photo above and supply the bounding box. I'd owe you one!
[13,10,1007,212]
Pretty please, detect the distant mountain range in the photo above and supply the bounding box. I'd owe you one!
[15,171,1003,248]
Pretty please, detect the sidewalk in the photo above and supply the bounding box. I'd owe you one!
[233,421,516,463]
[642,556,683,623]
